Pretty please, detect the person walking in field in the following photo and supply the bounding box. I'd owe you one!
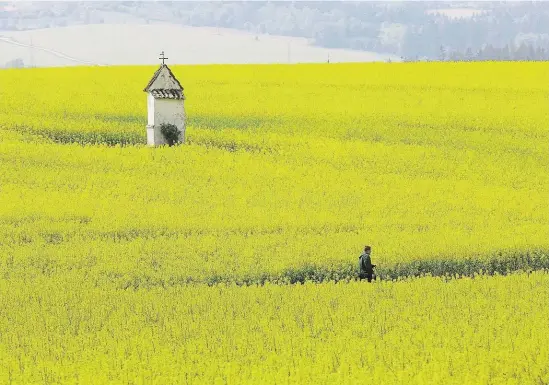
[358,245,376,282]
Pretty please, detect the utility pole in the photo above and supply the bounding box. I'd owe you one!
[29,35,34,68]
[287,41,291,63]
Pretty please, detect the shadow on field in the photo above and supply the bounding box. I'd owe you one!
[8,113,283,149]
[185,136,277,154]
[189,115,284,131]
[9,124,144,146]
[42,130,143,146]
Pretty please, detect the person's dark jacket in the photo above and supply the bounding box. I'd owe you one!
[359,252,374,275]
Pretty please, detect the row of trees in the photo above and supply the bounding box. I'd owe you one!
[402,40,549,62]
[438,42,549,62]
[3,58,25,69]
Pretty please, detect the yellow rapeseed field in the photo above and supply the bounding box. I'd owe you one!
[0,62,547,281]
[0,62,548,383]
[0,272,547,385]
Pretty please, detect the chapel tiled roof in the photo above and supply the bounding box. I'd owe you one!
[150,89,184,99]
[144,64,185,100]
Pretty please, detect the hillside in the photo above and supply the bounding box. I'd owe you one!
[0,23,398,67]
[3,1,549,62]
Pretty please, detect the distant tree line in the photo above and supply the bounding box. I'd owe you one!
[3,58,25,69]
[401,40,549,62]
[398,2,549,61]
[437,42,549,62]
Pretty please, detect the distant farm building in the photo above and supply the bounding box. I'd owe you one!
[143,52,186,146]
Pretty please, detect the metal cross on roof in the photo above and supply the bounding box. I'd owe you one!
[159,51,168,65]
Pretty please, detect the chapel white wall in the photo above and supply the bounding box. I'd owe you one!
[146,93,186,146]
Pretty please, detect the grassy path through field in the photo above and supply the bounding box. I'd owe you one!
[115,250,549,289]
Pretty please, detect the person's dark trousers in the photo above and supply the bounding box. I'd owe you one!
[359,273,373,282]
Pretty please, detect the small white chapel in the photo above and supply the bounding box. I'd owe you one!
[143,52,186,146]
